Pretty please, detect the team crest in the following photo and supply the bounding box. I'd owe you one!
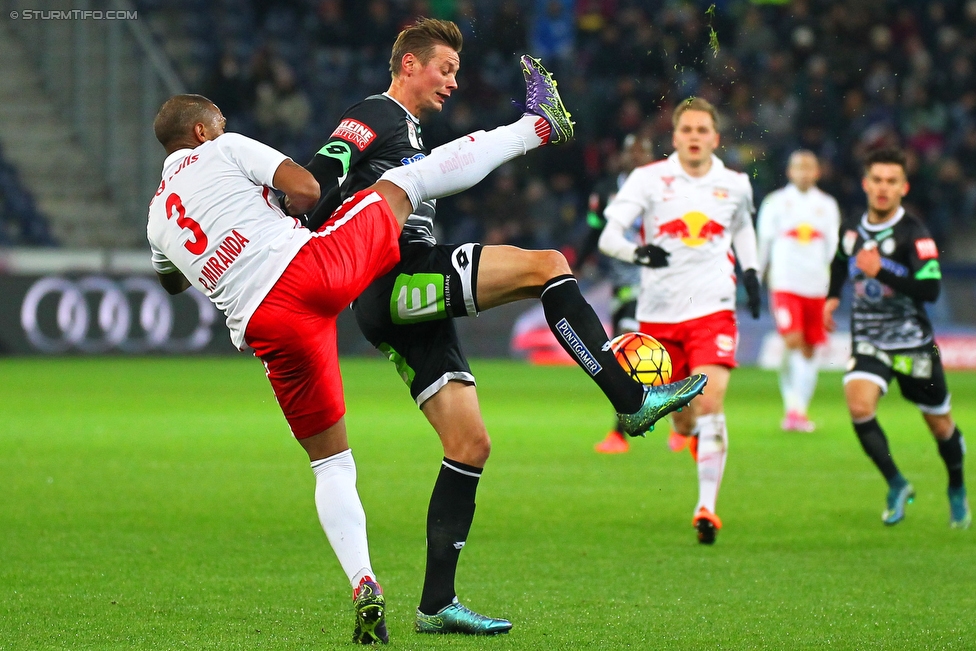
[880,238,896,255]
[406,119,422,150]
[713,187,729,200]
[842,230,858,256]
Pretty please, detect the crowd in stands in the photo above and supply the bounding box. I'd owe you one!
[136,0,976,261]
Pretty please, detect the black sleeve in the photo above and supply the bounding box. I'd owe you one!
[875,269,940,302]
[874,218,941,302]
[827,223,848,299]
[827,253,848,299]
[303,157,343,231]
[302,99,395,230]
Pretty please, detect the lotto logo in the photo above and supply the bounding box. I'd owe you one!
[330,119,376,150]
[915,238,938,260]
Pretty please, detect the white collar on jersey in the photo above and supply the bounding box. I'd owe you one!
[785,182,817,196]
[860,205,905,232]
[163,147,195,170]
[667,151,724,181]
[382,92,421,124]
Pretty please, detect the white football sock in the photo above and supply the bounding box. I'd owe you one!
[695,413,728,514]
[790,350,819,415]
[778,350,797,414]
[311,449,374,589]
[380,115,546,211]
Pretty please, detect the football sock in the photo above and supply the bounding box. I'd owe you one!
[791,350,819,414]
[695,413,728,514]
[540,275,644,414]
[419,458,482,616]
[937,427,965,490]
[852,417,902,484]
[379,117,543,211]
[310,450,374,589]
[778,351,796,414]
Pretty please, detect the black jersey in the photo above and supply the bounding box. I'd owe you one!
[312,93,436,245]
[831,207,942,350]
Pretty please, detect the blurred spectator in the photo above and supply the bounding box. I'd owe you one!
[136,0,976,261]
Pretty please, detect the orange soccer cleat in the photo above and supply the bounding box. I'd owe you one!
[595,430,630,454]
[668,430,699,461]
[692,507,722,545]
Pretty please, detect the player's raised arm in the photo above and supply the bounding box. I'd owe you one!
[599,169,654,264]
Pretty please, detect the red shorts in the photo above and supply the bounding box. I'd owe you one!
[771,291,827,346]
[639,311,738,381]
[244,190,400,439]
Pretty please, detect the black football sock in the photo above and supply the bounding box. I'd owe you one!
[540,275,644,414]
[937,427,965,490]
[853,418,902,484]
[419,458,481,616]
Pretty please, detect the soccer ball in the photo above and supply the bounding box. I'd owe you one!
[609,332,672,386]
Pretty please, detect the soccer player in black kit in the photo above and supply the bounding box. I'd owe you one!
[303,18,705,641]
[824,147,970,529]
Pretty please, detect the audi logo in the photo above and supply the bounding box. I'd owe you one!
[20,275,218,353]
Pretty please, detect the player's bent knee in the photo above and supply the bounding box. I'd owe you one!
[535,248,571,281]
[848,402,875,422]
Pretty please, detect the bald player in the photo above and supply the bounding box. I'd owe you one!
[145,93,703,645]
[757,151,840,432]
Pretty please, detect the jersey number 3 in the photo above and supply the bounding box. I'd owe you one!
[166,193,209,255]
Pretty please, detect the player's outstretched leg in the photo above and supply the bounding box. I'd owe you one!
[416,598,513,636]
[617,375,707,437]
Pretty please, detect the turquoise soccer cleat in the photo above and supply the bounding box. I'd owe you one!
[518,55,575,145]
[949,486,972,530]
[415,598,512,635]
[882,482,915,526]
[352,579,388,645]
[617,373,707,437]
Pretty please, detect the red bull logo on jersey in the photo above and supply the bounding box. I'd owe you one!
[784,223,824,244]
[657,211,725,247]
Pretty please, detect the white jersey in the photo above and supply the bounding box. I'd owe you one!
[756,183,840,298]
[599,153,757,323]
[147,133,311,349]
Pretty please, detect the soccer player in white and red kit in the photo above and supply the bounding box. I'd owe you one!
[757,151,840,432]
[599,98,761,544]
[145,92,595,643]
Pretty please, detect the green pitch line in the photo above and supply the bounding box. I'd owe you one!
[1,358,973,649]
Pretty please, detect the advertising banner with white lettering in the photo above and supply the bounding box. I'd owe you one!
[0,274,238,355]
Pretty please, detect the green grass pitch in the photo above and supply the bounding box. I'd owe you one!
[1,357,973,650]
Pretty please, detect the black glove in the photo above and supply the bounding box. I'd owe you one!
[633,244,670,268]
[743,268,761,319]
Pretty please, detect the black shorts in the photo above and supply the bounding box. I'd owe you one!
[353,241,483,406]
[843,341,951,414]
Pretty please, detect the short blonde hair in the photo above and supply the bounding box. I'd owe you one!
[389,18,463,77]
[672,97,720,132]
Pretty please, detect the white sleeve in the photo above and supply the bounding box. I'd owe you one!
[755,193,776,277]
[731,176,758,271]
[218,133,289,189]
[599,171,648,262]
[824,196,841,266]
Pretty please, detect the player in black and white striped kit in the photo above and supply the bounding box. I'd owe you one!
[824,147,969,529]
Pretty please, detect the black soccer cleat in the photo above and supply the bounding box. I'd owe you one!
[352,578,388,645]
[693,507,721,545]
